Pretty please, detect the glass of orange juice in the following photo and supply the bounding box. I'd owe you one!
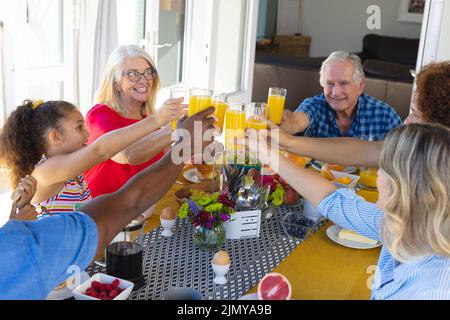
[267,87,287,125]
[212,92,228,131]
[359,167,378,188]
[188,88,213,116]
[170,87,189,130]
[224,103,246,164]
[246,102,268,130]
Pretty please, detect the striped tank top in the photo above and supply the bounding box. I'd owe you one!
[34,156,92,219]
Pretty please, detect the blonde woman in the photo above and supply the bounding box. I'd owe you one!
[84,45,184,220]
[251,124,450,299]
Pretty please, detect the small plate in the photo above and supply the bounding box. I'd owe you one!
[311,160,357,174]
[326,224,382,249]
[330,170,360,189]
[183,168,203,183]
[238,293,258,300]
[46,272,90,300]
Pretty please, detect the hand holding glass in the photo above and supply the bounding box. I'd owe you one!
[267,87,287,125]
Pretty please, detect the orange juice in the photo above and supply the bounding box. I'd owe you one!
[224,109,246,154]
[188,95,212,116]
[246,116,267,130]
[171,120,177,130]
[359,168,378,188]
[213,101,228,129]
[225,110,246,135]
[267,95,285,125]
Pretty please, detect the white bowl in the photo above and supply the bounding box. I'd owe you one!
[72,273,134,300]
[330,170,360,189]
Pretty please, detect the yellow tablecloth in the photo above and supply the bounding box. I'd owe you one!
[143,166,381,300]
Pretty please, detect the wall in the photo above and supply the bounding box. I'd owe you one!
[300,0,422,57]
[277,0,301,34]
[437,0,450,61]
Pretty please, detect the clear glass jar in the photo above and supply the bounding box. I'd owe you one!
[192,224,226,250]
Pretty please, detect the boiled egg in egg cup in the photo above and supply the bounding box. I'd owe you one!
[211,250,231,285]
[160,207,176,237]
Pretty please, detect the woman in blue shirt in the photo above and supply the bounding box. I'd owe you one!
[251,123,450,299]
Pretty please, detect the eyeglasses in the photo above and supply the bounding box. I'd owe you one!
[124,69,157,82]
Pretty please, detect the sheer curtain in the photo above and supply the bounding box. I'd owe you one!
[75,0,118,115]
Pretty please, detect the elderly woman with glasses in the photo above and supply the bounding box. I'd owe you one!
[84,45,186,221]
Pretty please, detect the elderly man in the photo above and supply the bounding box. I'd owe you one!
[274,61,450,167]
[281,51,402,141]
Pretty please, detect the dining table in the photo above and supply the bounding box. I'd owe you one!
[138,164,382,300]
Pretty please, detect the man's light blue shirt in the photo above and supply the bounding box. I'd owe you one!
[318,188,450,300]
[296,93,402,140]
[0,211,98,299]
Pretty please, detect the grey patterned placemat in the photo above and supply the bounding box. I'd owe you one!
[86,200,326,300]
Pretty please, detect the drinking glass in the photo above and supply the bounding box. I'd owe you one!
[246,102,268,130]
[224,103,246,164]
[267,87,287,125]
[357,135,378,188]
[188,88,213,116]
[212,92,228,131]
[170,87,189,130]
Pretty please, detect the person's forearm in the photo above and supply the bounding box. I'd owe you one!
[93,115,161,161]
[280,116,300,134]
[123,129,173,165]
[80,144,186,259]
[280,111,308,134]
[274,156,337,207]
[285,136,382,167]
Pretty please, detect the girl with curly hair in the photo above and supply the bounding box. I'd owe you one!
[0,99,184,219]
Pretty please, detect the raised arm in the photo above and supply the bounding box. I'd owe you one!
[251,131,382,240]
[271,123,383,167]
[111,125,173,165]
[279,110,309,134]
[32,100,184,191]
[79,107,216,259]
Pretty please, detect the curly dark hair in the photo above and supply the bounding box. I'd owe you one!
[415,61,450,127]
[0,100,77,188]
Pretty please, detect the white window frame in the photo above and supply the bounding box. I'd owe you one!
[13,0,76,105]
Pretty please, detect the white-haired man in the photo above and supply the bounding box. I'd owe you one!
[281,51,401,141]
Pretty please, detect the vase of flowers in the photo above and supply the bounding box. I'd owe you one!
[192,224,226,250]
[178,190,235,250]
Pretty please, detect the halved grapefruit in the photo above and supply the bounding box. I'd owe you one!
[257,272,292,300]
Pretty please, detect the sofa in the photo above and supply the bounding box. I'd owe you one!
[252,34,417,120]
[357,34,419,83]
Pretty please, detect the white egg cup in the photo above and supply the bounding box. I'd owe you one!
[211,262,230,285]
[160,217,176,237]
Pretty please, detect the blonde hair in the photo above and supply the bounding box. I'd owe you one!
[380,124,450,262]
[94,45,161,116]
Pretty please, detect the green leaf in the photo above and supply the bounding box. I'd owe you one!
[178,202,189,219]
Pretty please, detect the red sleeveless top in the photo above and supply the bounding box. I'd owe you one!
[83,104,165,198]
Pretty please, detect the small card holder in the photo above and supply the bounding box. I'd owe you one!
[224,209,261,239]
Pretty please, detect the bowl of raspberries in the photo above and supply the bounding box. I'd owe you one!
[72,273,134,300]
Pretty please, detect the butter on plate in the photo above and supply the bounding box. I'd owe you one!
[338,229,378,245]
